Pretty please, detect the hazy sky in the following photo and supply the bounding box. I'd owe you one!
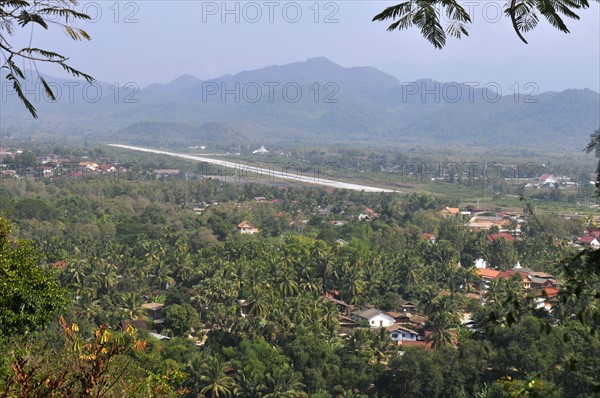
[10,0,600,90]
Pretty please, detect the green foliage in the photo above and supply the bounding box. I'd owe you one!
[0,145,599,397]
[0,0,94,117]
[373,0,596,48]
[164,303,200,337]
[0,217,68,342]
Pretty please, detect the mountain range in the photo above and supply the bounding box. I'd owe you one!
[1,57,598,150]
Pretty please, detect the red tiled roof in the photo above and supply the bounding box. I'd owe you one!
[398,340,431,349]
[441,207,460,214]
[237,221,254,228]
[497,270,530,281]
[386,311,403,318]
[477,268,500,279]
[538,286,560,299]
[578,236,598,244]
[487,233,515,243]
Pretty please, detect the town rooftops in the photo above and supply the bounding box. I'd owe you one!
[529,271,553,279]
[538,286,560,299]
[477,268,501,279]
[440,207,460,215]
[497,270,530,282]
[352,308,383,320]
[577,235,599,245]
[487,233,515,243]
[386,324,418,333]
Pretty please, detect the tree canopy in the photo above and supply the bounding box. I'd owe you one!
[0,0,93,117]
[0,216,67,342]
[373,0,598,48]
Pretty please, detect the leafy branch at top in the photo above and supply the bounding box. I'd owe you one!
[0,0,94,118]
[372,0,597,49]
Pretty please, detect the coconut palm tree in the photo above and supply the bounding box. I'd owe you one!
[117,291,146,320]
[427,311,458,349]
[235,368,266,398]
[247,288,273,320]
[198,356,237,398]
[277,271,299,297]
[150,261,175,290]
[263,365,307,398]
[92,258,118,293]
[63,258,90,286]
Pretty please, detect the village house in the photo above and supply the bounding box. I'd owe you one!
[1,170,18,178]
[337,316,360,335]
[535,286,560,311]
[386,311,428,328]
[467,215,508,231]
[478,266,558,293]
[398,299,418,313]
[357,213,372,222]
[439,207,460,217]
[477,268,500,290]
[487,232,515,243]
[99,163,117,173]
[387,324,420,342]
[538,174,558,186]
[78,161,99,171]
[237,221,260,234]
[364,208,379,218]
[576,235,600,248]
[141,302,165,322]
[324,292,353,315]
[421,233,436,243]
[528,272,557,289]
[252,145,269,154]
[497,270,532,289]
[351,308,395,328]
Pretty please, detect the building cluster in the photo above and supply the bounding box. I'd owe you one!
[476,266,559,311]
[326,294,432,349]
[0,150,122,180]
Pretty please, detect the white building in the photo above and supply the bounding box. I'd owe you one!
[252,145,269,154]
[351,308,395,328]
[387,324,419,342]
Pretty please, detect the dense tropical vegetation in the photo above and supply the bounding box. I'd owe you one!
[1,142,599,396]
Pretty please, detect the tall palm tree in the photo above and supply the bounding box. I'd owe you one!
[117,291,146,320]
[311,244,336,293]
[92,258,118,293]
[263,366,307,398]
[347,329,374,360]
[247,288,274,320]
[75,292,102,322]
[277,271,299,297]
[339,263,364,304]
[235,368,266,398]
[150,261,175,290]
[427,311,458,349]
[198,356,237,398]
[63,258,90,286]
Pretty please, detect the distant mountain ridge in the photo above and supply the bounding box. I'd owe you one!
[1,58,598,150]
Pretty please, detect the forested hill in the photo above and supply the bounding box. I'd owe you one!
[1,58,599,150]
